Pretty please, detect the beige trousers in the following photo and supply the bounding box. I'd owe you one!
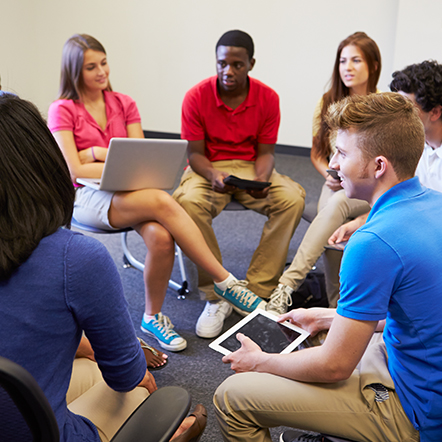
[214,334,419,442]
[173,160,305,300]
[280,183,370,307]
[67,358,149,442]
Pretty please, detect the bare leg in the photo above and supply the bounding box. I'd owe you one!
[109,189,230,283]
[134,221,175,315]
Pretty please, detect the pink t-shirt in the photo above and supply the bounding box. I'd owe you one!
[181,76,280,162]
[47,91,141,151]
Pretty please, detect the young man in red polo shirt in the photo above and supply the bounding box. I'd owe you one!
[173,30,305,339]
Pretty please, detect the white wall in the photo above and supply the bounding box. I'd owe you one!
[393,0,442,71]
[1,0,440,148]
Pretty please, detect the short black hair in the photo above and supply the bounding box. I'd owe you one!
[0,94,75,280]
[390,60,442,112]
[216,30,254,60]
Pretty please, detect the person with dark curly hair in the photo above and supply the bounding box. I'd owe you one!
[329,60,442,246]
[390,60,442,192]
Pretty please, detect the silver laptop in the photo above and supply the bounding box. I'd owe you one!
[76,138,187,191]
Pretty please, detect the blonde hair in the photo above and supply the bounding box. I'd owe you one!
[326,92,425,180]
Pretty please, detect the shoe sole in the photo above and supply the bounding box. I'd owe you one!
[195,305,233,338]
[195,327,223,339]
[140,325,187,352]
[218,297,267,317]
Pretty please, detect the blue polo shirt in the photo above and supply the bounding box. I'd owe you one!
[337,177,442,442]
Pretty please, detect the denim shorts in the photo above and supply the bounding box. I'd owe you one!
[74,186,118,230]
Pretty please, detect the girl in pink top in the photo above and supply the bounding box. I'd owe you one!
[48,34,261,353]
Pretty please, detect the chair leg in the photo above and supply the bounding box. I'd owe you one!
[121,232,145,272]
[174,246,189,299]
[121,232,189,299]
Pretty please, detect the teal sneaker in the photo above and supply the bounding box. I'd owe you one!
[214,280,267,316]
[141,313,187,352]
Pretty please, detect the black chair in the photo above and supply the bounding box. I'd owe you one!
[0,356,191,442]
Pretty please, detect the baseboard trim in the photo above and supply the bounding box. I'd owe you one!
[143,130,310,156]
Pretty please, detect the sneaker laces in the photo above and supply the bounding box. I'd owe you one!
[227,280,258,309]
[268,284,293,311]
[205,302,221,317]
[154,313,179,339]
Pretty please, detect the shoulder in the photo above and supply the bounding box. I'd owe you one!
[47,99,79,132]
[49,228,114,272]
[48,99,78,117]
[315,96,324,110]
[312,97,324,121]
[106,91,137,109]
[184,77,214,101]
[38,228,107,262]
[65,229,111,261]
[250,77,279,100]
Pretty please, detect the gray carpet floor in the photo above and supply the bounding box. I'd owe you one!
[72,151,324,441]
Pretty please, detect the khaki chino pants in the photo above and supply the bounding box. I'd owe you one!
[173,160,306,300]
[67,358,149,442]
[280,183,370,307]
[214,334,419,442]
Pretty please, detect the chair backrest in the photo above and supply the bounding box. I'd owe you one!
[0,356,59,442]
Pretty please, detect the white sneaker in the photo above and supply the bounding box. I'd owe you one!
[196,300,233,338]
[266,284,294,315]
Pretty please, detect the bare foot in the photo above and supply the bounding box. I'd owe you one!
[138,338,168,369]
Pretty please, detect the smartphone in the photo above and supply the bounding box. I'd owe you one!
[326,169,340,180]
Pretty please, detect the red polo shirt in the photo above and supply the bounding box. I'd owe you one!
[181,76,280,162]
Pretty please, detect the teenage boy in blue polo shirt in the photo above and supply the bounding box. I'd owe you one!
[214,92,442,442]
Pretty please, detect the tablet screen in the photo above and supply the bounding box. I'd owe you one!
[209,309,310,356]
[221,314,301,353]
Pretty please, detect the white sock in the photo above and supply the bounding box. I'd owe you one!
[143,313,156,323]
[214,273,237,291]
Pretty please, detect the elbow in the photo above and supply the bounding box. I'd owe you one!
[69,166,84,184]
[328,369,352,383]
[70,171,79,184]
[323,361,354,383]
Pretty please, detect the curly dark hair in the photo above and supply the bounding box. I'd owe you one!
[390,60,442,113]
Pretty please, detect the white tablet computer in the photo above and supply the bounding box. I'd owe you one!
[209,309,310,356]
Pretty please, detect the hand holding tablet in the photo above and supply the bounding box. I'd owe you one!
[223,175,272,191]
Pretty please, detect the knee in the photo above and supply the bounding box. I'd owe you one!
[213,374,252,413]
[174,189,214,221]
[149,190,179,214]
[324,191,350,214]
[214,377,236,414]
[271,186,306,215]
[142,223,174,255]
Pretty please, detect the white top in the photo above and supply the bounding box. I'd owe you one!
[415,142,442,193]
